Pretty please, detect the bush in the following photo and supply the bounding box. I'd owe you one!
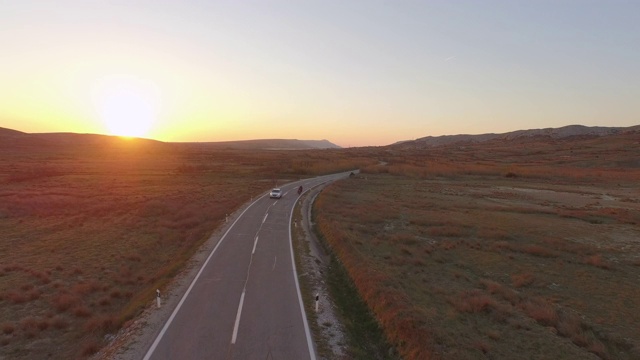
[1,322,15,335]
[52,293,80,313]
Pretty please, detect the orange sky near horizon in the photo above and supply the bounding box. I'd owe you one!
[1,1,639,147]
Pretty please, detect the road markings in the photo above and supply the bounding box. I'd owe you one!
[231,290,246,344]
[143,194,265,360]
[144,174,349,359]
[233,220,263,345]
[287,192,317,360]
[252,236,259,254]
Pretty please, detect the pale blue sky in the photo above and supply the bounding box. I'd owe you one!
[1,1,638,146]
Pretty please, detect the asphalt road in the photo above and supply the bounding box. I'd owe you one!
[143,172,350,360]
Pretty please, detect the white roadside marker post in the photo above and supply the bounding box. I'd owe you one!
[156,289,161,308]
[315,293,319,312]
[226,214,228,223]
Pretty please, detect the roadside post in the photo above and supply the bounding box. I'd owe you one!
[156,289,161,308]
[315,293,319,312]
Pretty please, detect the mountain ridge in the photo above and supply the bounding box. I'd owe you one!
[173,138,340,150]
[0,127,340,150]
[394,124,640,148]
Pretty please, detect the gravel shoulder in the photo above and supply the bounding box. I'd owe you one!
[295,183,347,359]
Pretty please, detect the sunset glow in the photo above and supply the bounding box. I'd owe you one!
[92,76,159,138]
[1,1,639,146]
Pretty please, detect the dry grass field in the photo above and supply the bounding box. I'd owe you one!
[2,130,638,359]
[314,133,640,359]
[0,137,369,359]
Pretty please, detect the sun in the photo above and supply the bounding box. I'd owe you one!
[93,76,159,138]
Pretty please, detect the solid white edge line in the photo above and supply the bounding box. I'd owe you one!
[143,194,266,360]
[143,172,352,360]
[289,184,317,360]
[231,290,246,344]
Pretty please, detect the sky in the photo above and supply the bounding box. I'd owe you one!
[1,1,638,147]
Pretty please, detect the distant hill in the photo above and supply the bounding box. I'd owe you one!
[0,127,164,149]
[394,125,640,149]
[0,127,27,137]
[177,139,341,150]
[0,127,340,150]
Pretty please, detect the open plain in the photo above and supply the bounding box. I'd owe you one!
[0,136,366,359]
[1,129,639,360]
[314,132,640,359]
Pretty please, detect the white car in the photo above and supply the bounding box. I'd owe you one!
[269,188,282,199]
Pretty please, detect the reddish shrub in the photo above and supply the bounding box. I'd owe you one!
[429,226,464,238]
[36,318,50,331]
[487,330,501,340]
[400,246,413,256]
[478,228,510,240]
[98,296,111,307]
[489,302,515,324]
[480,279,503,294]
[453,290,497,313]
[27,288,41,301]
[1,322,15,335]
[110,289,122,299]
[521,298,558,326]
[473,340,491,353]
[2,264,21,272]
[72,281,101,295]
[480,278,521,304]
[556,311,582,338]
[80,338,100,357]
[33,271,51,284]
[585,254,613,269]
[588,340,609,359]
[511,272,535,288]
[51,315,68,329]
[83,314,116,333]
[6,290,27,304]
[492,240,515,251]
[20,317,40,338]
[72,305,92,318]
[52,293,80,313]
[126,253,142,262]
[522,245,556,258]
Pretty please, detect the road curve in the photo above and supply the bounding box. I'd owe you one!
[143,172,350,360]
